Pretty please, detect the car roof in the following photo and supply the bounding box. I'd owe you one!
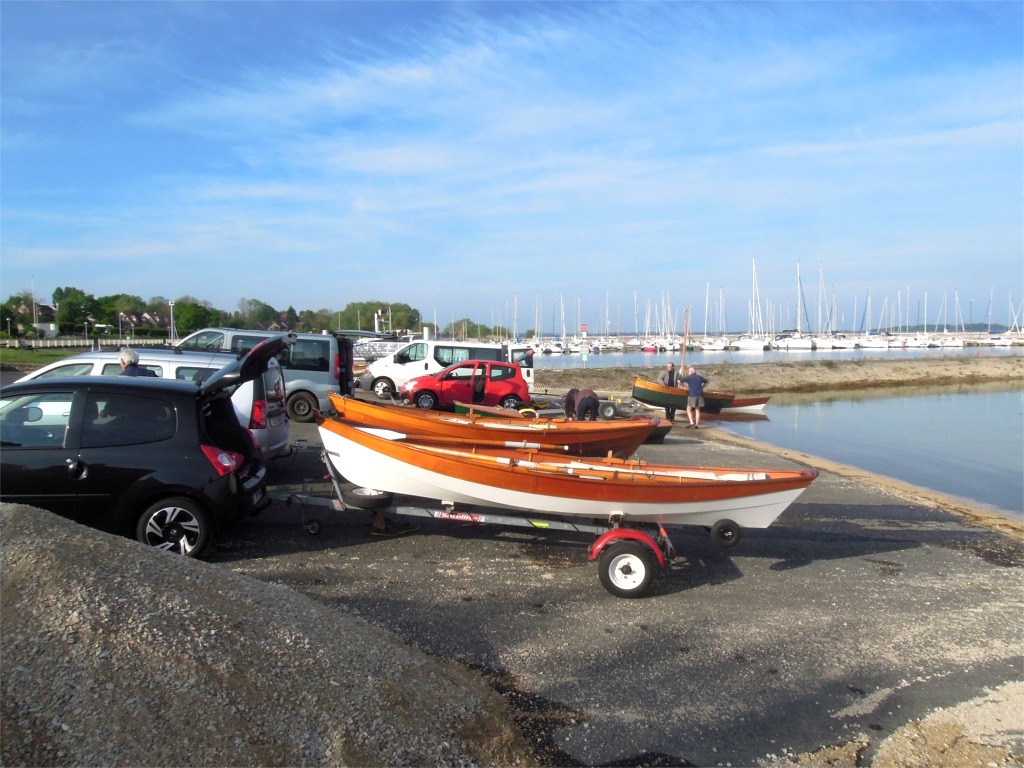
[16,345,278,380]
[13,334,294,395]
[3,376,201,397]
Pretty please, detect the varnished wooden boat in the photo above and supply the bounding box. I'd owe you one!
[329,393,663,457]
[632,378,769,413]
[453,400,672,443]
[317,417,818,528]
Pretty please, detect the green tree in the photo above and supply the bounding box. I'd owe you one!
[232,298,278,328]
[282,305,299,329]
[173,300,218,335]
[339,302,422,334]
[3,291,35,332]
[0,302,15,336]
[52,287,99,333]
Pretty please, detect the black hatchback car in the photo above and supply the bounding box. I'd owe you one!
[0,335,292,557]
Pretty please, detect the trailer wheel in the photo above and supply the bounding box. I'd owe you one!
[599,402,618,420]
[598,541,653,598]
[710,519,741,548]
[341,487,394,510]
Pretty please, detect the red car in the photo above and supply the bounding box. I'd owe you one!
[399,360,530,410]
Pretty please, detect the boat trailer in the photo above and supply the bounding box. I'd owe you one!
[271,450,743,599]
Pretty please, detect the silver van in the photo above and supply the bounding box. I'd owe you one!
[175,328,356,422]
[17,345,290,459]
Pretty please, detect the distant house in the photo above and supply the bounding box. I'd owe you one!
[14,302,56,323]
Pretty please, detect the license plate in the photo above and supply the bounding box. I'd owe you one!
[270,415,284,427]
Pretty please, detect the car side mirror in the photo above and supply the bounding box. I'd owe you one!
[23,406,43,423]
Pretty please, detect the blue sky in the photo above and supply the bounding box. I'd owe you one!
[2,1,1021,333]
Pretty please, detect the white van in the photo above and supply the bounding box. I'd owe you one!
[17,345,291,459]
[360,340,534,399]
[175,328,358,422]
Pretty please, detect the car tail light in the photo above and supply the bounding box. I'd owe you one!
[334,353,340,381]
[250,398,268,429]
[201,444,244,476]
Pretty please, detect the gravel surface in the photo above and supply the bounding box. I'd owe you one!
[1,504,536,767]
[2,352,1021,766]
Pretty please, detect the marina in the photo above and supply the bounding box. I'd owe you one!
[528,342,1022,370]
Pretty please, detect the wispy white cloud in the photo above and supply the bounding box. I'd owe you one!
[1,1,1020,324]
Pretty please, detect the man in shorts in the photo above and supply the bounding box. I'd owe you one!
[680,366,709,429]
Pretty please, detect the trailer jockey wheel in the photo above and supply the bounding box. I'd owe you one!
[341,487,394,510]
[710,519,741,548]
[598,541,654,598]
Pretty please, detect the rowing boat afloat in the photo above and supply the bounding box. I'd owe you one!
[329,393,665,457]
[317,416,818,530]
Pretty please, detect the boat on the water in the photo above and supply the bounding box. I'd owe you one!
[329,393,665,457]
[720,395,771,413]
[317,417,818,529]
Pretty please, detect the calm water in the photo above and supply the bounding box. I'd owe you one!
[534,348,1023,514]
[530,344,1021,370]
[718,386,1024,515]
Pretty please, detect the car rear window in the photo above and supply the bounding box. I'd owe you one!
[286,339,329,372]
[82,393,176,448]
[34,363,96,379]
[100,363,163,377]
[490,365,515,381]
[175,366,217,384]
[264,365,286,403]
[434,346,501,366]
[230,336,266,354]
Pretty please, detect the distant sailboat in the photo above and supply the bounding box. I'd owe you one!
[734,258,769,351]
[773,262,814,350]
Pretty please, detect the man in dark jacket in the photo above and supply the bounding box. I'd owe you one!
[118,347,158,377]
[656,362,680,420]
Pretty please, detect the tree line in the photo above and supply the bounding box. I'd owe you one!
[1,287,520,341]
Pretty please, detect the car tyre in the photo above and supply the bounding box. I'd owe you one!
[287,392,318,423]
[372,378,395,399]
[414,391,439,410]
[136,497,212,558]
[499,395,523,410]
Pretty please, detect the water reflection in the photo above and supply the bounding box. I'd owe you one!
[721,383,1024,515]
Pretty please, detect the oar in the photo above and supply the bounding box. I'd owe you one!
[384,429,572,453]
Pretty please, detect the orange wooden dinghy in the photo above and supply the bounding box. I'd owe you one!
[328,393,664,457]
[317,417,818,529]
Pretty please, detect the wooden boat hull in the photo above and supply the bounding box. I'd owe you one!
[721,396,770,413]
[330,393,660,457]
[317,418,818,528]
[632,377,737,413]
